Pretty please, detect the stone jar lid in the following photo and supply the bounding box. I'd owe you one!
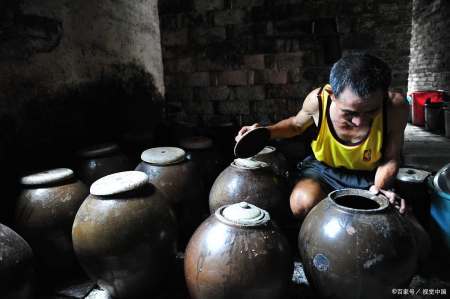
[20,168,75,186]
[255,146,276,156]
[90,171,149,196]
[218,202,270,226]
[396,168,431,183]
[233,158,269,170]
[141,147,186,165]
[179,136,213,150]
[78,143,120,158]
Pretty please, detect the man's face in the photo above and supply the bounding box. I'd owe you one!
[331,87,384,129]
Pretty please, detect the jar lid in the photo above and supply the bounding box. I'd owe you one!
[233,158,269,169]
[90,171,149,196]
[396,168,431,183]
[219,202,270,226]
[141,147,186,165]
[255,146,276,156]
[179,136,213,150]
[78,143,119,158]
[20,168,74,185]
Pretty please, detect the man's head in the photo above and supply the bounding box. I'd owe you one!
[328,54,391,128]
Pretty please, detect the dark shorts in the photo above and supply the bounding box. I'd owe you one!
[294,156,376,193]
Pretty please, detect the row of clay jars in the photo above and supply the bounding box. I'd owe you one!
[14,168,88,280]
[72,171,178,298]
[0,223,35,299]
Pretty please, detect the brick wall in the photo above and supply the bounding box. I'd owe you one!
[408,0,450,92]
[160,0,412,126]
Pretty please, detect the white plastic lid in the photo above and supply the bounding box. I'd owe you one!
[219,202,270,226]
[141,147,186,165]
[179,136,213,150]
[90,171,149,196]
[233,158,269,169]
[20,168,74,185]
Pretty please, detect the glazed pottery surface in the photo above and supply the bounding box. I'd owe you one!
[185,202,293,299]
[299,188,419,299]
[72,171,177,298]
[77,143,133,186]
[136,147,206,249]
[15,168,88,275]
[209,158,288,221]
[0,223,35,299]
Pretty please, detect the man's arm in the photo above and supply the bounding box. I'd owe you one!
[267,88,320,139]
[235,88,321,141]
[371,91,409,212]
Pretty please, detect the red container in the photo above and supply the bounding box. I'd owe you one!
[410,91,445,126]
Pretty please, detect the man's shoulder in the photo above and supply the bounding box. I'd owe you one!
[385,90,409,131]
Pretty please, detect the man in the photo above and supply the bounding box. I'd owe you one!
[236,54,409,218]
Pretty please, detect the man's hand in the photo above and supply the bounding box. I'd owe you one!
[369,185,406,214]
[235,123,261,142]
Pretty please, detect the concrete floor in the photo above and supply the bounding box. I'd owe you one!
[403,124,450,173]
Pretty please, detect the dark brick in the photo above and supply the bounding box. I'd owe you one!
[161,29,189,46]
[192,27,227,45]
[214,9,247,26]
[243,54,265,70]
[217,70,249,86]
[196,86,235,101]
[187,72,211,87]
[194,0,224,12]
[231,0,264,8]
[254,70,288,85]
[234,86,266,101]
[217,100,250,115]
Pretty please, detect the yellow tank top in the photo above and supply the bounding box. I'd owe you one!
[311,85,384,171]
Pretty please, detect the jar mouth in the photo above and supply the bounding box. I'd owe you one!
[231,158,269,170]
[329,188,389,213]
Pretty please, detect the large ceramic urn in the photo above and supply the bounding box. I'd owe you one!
[0,223,35,299]
[185,202,293,299]
[252,146,289,179]
[136,147,205,249]
[72,171,177,298]
[179,136,225,193]
[298,189,419,299]
[209,158,287,221]
[14,168,88,276]
[76,143,133,186]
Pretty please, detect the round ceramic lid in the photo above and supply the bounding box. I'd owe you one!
[20,168,74,185]
[78,143,119,158]
[396,168,431,183]
[141,147,186,165]
[255,146,276,156]
[179,136,213,150]
[90,171,149,196]
[233,158,269,169]
[220,202,270,226]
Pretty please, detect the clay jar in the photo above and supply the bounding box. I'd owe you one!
[72,171,177,298]
[76,143,133,186]
[185,202,293,299]
[14,168,88,276]
[299,189,419,299]
[209,158,287,221]
[136,147,205,249]
[252,146,289,179]
[179,136,225,192]
[0,223,35,299]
